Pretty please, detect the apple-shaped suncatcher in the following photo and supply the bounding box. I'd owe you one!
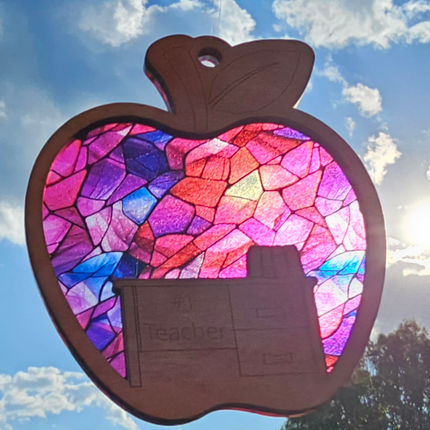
[26,36,385,424]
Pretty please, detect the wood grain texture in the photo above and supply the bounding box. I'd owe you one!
[145,35,314,133]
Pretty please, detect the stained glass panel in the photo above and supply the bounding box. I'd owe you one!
[42,122,367,377]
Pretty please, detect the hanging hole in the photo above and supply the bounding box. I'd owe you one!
[199,55,219,68]
[198,48,222,68]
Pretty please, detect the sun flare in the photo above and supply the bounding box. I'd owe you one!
[407,202,430,246]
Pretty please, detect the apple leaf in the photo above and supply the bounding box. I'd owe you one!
[209,49,301,114]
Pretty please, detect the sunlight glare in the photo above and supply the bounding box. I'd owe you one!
[407,202,430,246]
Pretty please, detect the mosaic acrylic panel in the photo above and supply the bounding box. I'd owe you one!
[42,122,366,377]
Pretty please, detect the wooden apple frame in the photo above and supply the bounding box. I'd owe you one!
[26,35,385,424]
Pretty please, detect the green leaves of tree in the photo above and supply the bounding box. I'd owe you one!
[283,321,430,430]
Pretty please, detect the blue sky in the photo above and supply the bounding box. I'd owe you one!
[0,0,430,428]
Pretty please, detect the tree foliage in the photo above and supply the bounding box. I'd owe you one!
[283,321,430,430]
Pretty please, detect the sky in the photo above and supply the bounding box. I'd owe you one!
[0,0,430,428]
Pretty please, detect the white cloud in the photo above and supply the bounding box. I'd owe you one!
[79,0,152,47]
[427,166,430,180]
[346,117,356,136]
[273,23,283,33]
[403,0,430,18]
[322,65,345,84]
[272,0,430,49]
[0,367,137,430]
[342,83,383,117]
[169,0,202,12]
[318,59,383,117]
[317,61,346,85]
[364,132,401,184]
[211,0,256,45]
[408,20,430,42]
[387,239,430,276]
[0,201,25,245]
[78,0,256,47]
[379,121,390,132]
